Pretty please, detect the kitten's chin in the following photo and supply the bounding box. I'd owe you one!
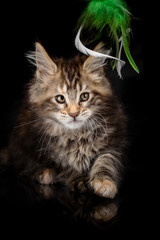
[63,120,84,130]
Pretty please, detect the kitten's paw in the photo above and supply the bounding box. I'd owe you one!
[39,169,54,185]
[91,202,118,222]
[90,179,117,199]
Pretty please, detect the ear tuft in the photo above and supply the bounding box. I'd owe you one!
[26,42,57,80]
[93,42,110,54]
[83,42,110,73]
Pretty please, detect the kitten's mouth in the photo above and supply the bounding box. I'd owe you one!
[65,119,83,129]
[69,119,82,124]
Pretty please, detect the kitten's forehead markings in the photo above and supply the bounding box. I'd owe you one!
[68,90,77,103]
[65,76,70,87]
[56,86,61,93]
[76,81,81,92]
[81,83,87,92]
[57,84,67,94]
[80,83,90,94]
[61,84,67,94]
[62,64,81,90]
[62,67,70,87]
[71,72,80,89]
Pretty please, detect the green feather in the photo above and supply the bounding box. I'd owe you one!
[78,0,139,73]
[122,28,139,73]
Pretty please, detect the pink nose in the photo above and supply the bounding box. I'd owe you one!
[68,112,80,118]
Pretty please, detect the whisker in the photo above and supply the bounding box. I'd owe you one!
[91,116,108,141]
[94,112,108,125]
[45,121,59,157]
[94,116,108,134]
[45,132,54,156]
[37,123,47,136]
[87,118,97,139]
[86,118,93,135]
[14,117,46,128]
[36,123,51,154]
[94,113,108,132]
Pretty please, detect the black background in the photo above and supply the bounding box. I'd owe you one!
[0,0,153,238]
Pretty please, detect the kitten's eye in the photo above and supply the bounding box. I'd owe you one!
[80,92,90,102]
[55,95,66,104]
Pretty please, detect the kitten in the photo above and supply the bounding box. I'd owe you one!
[7,42,127,199]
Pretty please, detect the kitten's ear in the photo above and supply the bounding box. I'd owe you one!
[27,42,57,80]
[83,42,109,73]
[35,42,57,79]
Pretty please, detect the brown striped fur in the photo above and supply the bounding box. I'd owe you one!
[8,42,127,198]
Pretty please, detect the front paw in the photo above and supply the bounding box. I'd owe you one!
[39,169,54,185]
[89,179,117,199]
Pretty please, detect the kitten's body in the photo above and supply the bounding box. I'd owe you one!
[7,43,127,198]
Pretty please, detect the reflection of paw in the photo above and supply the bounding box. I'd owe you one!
[69,178,88,193]
[90,179,117,199]
[91,203,118,222]
[77,180,88,193]
[39,185,54,199]
[39,169,54,185]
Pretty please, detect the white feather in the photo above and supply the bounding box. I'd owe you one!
[116,36,125,79]
[75,26,125,78]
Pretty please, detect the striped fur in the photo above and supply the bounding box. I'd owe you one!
[8,42,127,198]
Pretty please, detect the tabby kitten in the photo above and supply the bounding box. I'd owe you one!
[8,42,127,199]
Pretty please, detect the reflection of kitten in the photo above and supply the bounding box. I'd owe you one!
[8,42,127,199]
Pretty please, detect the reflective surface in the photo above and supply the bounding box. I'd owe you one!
[0,166,146,238]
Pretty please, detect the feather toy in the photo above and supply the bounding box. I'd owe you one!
[75,0,139,78]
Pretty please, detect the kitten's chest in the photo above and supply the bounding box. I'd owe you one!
[52,133,106,173]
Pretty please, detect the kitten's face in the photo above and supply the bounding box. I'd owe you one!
[28,42,112,131]
[52,82,92,129]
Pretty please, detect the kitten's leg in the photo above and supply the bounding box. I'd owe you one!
[89,153,122,199]
[38,168,54,185]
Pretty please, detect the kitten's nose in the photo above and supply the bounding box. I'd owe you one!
[69,111,80,118]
